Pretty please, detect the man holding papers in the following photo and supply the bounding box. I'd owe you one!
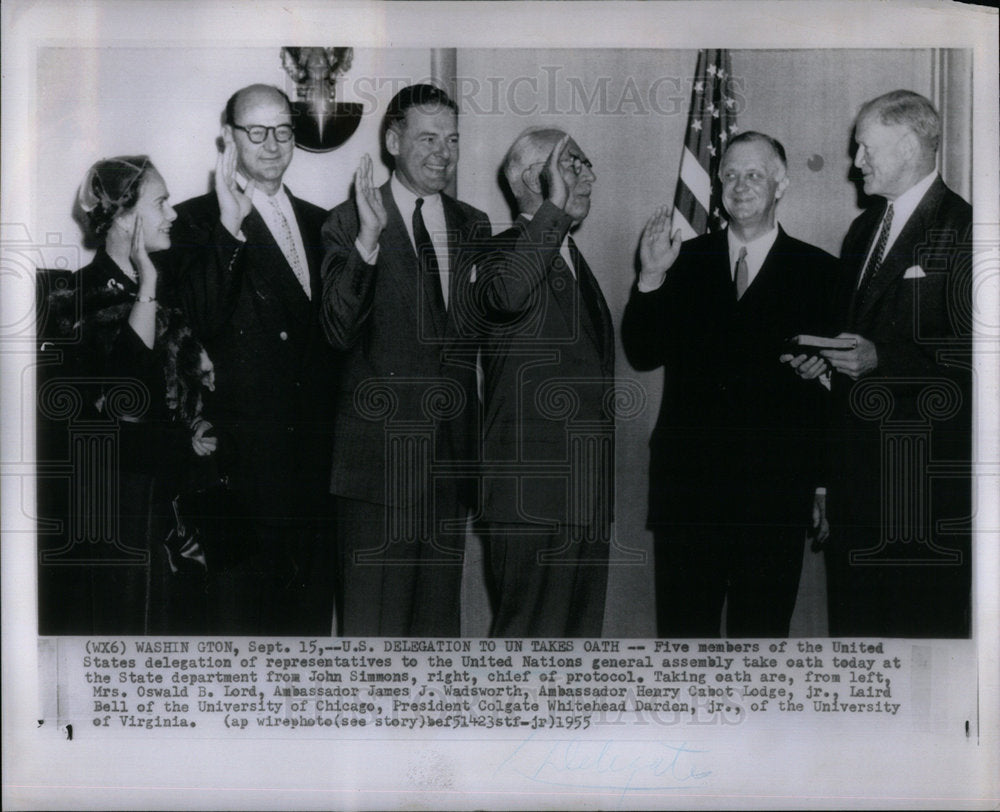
[816,91,973,637]
[622,131,841,637]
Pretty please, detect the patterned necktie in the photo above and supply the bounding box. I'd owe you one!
[266,196,310,299]
[413,198,447,311]
[857,202,894,293]
[734,245,749,300]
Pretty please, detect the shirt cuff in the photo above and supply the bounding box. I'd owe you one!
[355,237,379,265]
[218,218,246,242]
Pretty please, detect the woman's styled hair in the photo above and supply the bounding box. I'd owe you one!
[77,156,154,239]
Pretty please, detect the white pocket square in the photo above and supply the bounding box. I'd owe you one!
[903,265,926,279]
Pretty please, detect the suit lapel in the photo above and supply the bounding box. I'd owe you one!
[379,183,426,335]
[441,194,477,328]
[242,204,311,312]
[438,194,472,339]
[236,200,316,359]
[740,226,789,302]
[568,237,614,367]
[287,189,321,302]
[845,206,884,325]
[855,179,946,322]
[537,223,581,340]
[705,229,737,310]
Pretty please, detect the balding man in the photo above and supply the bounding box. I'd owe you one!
[623,131,841,637]
[171,84,336,635]
[818,90,972,637]
[475,128,614,637]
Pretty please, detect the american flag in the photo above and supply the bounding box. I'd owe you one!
[671,49,739,239]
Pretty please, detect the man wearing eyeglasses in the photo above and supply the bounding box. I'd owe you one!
[473,127,614,637]
[169,83,336,636]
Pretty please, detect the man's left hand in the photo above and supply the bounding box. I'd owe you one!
[779,352,829,380]
[821,332,878,379]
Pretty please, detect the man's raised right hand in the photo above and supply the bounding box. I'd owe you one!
[356,153,387,254]
[216,134,254,237]
[638,205,682,289]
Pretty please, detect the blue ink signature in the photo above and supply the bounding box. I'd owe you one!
[496,731,711,799]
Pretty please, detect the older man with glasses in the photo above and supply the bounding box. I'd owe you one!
[473,127,615,637]
[168,83,337,635]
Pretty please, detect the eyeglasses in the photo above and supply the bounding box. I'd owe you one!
[564,155,593,176]
[231,124,295,144]
[530,155,594,176]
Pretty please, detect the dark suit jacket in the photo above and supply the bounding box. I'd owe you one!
[320,181,490,507]
[76,250,189,479]
[167,189,336,521]
[621,226,842,529]
[833,176,972,527]
[475,201,616,531]
[842,176,972,384]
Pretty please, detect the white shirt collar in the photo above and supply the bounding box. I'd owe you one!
[728,223,780,286]
[234,171,310,296]
[886,169,938,229]
[235,171,289,207]
[390,173,441,216]
[859,170,939,269]
[391,172,447,255]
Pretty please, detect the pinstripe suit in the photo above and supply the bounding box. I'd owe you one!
[321,180,490,636]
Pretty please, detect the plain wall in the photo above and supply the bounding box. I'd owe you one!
[34,47,970,636]
[36,47,436,251]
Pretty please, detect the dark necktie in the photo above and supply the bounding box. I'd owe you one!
[734,245,749,300]
[857,202,894,295]
[413,198,446,312]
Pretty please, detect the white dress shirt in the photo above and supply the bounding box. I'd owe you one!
[860,170,938,271]
[727,223,779,290]
[359,173,451,307]
[235,172,310,296]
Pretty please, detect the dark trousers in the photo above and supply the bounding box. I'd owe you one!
[654,524,804,638]
[825,525,971,638]
[486,522,609,637]
[207,514,336,636]
[823,404,972,638]
[334,492,465,637]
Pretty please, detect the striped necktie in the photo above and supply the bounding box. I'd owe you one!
[857,203,894,294]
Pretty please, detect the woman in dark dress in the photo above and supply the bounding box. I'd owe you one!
[70,156,216,633]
